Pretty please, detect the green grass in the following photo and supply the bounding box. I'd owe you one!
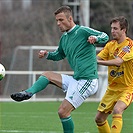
[0,101,133,133]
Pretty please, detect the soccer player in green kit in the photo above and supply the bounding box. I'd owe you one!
[11,6,109,133]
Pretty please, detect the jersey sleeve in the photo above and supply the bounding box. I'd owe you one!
[97,42,110,60]
[47,37,66,61]
[82,26,109,44]
[47,48,65,61]
[118,39,133,61]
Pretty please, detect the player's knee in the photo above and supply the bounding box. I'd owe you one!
[41,71,53,80]
[58,106,68,118]
[58,108,65,118]
[95,115,105,124]
[58,107,69,118]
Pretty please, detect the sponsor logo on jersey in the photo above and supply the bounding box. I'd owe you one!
[110,70,124,77]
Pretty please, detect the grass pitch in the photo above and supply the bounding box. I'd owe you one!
[0,101,133,133]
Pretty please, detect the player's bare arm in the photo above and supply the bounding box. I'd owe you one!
[97,56,123,66]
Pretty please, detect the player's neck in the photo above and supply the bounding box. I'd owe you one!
[117,36,127,44]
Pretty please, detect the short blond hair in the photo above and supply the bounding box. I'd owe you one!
[54,6,73,18]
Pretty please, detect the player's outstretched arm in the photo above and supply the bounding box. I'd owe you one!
[97,57,123,67]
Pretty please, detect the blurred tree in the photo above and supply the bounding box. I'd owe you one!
[0,0,132,69]
[0,0,133,96]
[90,0,133,46]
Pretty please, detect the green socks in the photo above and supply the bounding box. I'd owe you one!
[25,76,49,94]
[61,116,74,133]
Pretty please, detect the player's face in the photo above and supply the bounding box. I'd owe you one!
[55,12,72,32]
[111,22,125,41]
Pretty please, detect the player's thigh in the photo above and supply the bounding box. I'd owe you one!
[113,100,127,114]
[42,71,62,88]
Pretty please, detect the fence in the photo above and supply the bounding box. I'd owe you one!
[0,46,108,102]
[0,69,108,102]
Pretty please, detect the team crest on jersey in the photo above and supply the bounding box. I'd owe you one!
[122,46,130,53]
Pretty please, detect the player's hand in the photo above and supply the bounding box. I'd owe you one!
[38,50,48,58]
[87,36,97,44]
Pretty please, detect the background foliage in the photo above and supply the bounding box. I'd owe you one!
[0,0,133,96]
[0,0,133,69]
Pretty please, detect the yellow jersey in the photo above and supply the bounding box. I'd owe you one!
[98,37,133,91]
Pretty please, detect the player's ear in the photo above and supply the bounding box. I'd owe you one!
[122,28,126,33]
[68,16,73,22]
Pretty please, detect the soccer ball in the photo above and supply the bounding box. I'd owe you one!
[0,63,6,81]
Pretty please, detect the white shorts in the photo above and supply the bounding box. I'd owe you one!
[61,74,98,108]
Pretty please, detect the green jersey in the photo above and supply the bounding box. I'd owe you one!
[47,25,109,80]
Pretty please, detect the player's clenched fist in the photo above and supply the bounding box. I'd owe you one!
[87,36,97,44]
[38,50,48,58]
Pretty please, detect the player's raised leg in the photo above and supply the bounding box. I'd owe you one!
[10,71,62,102]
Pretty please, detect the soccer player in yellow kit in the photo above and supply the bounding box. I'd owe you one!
[95,16,133,133]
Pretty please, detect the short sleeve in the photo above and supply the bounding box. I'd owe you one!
[118,39,133,61]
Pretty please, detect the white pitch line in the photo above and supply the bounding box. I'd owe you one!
[0,130,90,133]
[0,130,61,133]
